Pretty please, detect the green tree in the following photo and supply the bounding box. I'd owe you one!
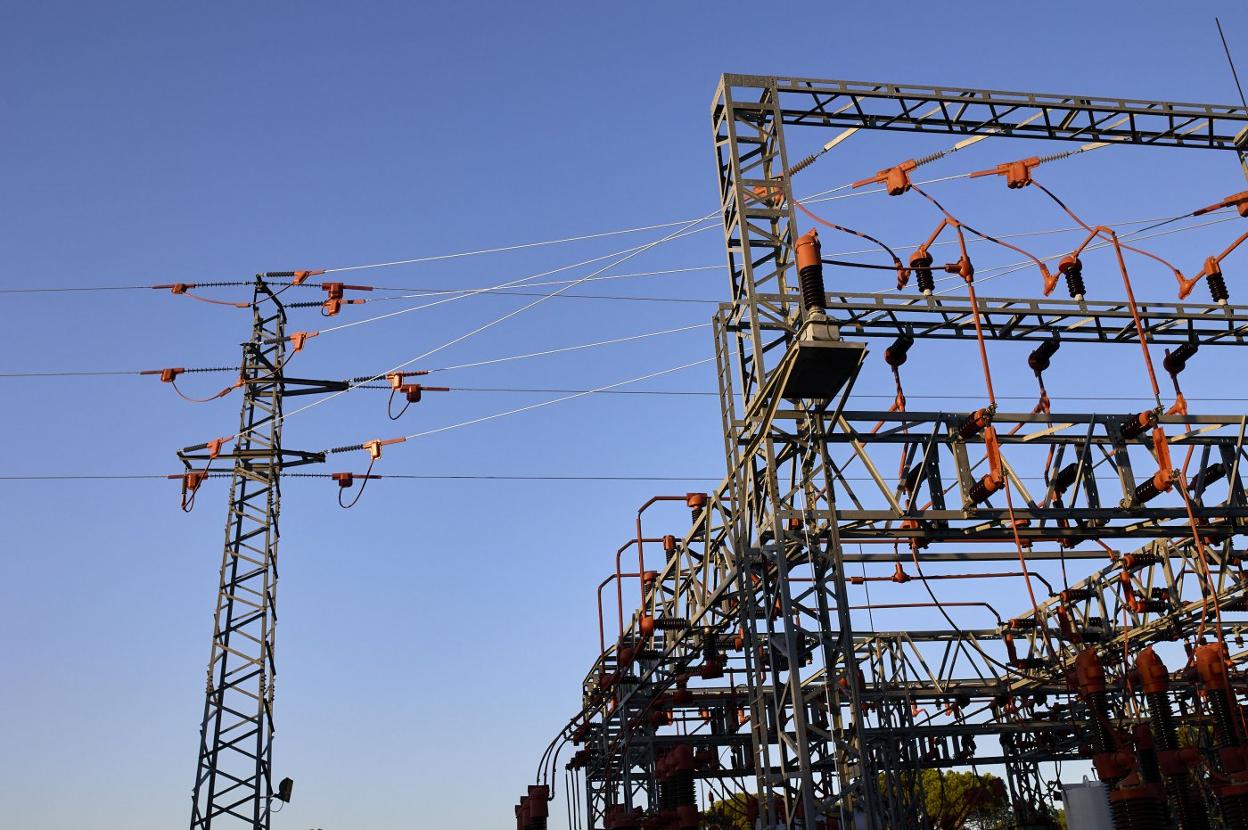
[701,791,754,830]
[879,769,1011,829]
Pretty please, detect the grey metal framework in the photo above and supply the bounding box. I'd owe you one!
[735,75,1248,171]
[181,278,333,830]
[534,76,1248,830]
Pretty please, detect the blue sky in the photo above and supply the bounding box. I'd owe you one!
[3,2,1248,828]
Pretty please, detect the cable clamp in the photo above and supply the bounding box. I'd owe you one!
[1177,256,1220,300]
[169,470,207,511]
[322,298,366,316]
[207,436,232,459]
[291,269,326,285]
[399,383,449,403]
[386,370,429,389]
[1193,191,1248,217]
[331,472,383,488]
[288,331,319,352]
[362,436,406,459]
[942,256,974,282]
[141,367,186,383]
[851,159,916,196]
[320,283,374,316]
[970,157,1041,189]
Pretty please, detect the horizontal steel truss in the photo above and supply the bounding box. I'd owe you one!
[726,73,1248,152]
[763,408,1248,539]
[728,292,1248,347]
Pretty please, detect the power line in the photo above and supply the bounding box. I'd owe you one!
[313,226,716,337]
[362,264,725,293]
[272,221,718,439]
[394,358,714,443]
[0,170,1096,296]
[8,372,1248,405]
[320,218,722,273]
[0,370,149,378]
[0,474,174,480]
[422,324,709,374]
[4,209,1239,382]
[2,325,712,381]
[0,207,1214,298]
[934,212,1242,293]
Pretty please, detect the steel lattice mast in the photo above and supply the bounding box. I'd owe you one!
[180,276,337,830]
[711,77,875,828]
[187,277,287,828]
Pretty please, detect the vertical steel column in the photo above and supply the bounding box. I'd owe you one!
[190,278,286,829]
[711,76,875,829]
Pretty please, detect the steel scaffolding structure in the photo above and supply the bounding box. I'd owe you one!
[522,76,1248,830]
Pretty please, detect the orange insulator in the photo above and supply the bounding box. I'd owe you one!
[956,408,993,439]
[1119,410,1156,441]
[1136,647,1170,695]
[685,492,708,510]
[639,615,655,639]
[884,334,914,368]
[795,229,826,313]
[1196,643,1232,692]
[795,228,822,274]
[1003,632,1019,665]
[662,534,677,553]
[527,786,549,820]
[910,248,936,293]
[1058,255,1086,299]
[1075,648,1106,696]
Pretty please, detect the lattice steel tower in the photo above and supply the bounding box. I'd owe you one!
[181,276,333,829]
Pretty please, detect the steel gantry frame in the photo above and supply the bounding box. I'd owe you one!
[527,76,1248,830]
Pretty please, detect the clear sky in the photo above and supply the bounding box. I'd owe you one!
[3,2,1248,828]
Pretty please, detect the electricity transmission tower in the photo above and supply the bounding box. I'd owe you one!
[180,276,337,829]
